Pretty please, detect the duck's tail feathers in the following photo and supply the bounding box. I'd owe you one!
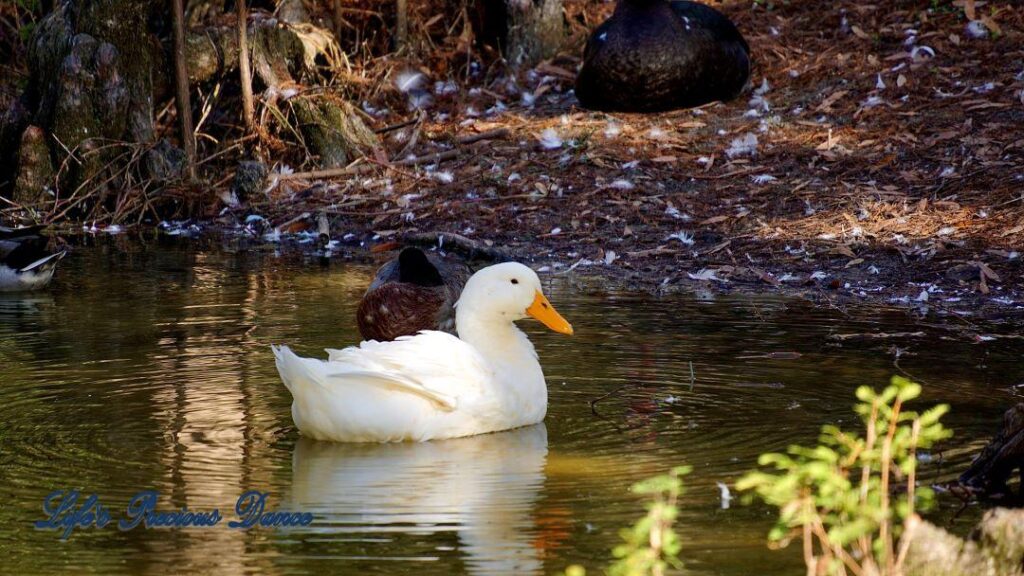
[19,251,66,274]
[272,344,310,396]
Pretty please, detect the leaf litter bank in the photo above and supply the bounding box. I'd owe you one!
[11,0,1024,324]
[229,1,1024,325]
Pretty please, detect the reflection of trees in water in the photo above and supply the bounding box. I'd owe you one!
[137,250,377,574]
[0,244,374,574]
[147,252,266,575]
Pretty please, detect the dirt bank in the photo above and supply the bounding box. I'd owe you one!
[219,0,1024,324]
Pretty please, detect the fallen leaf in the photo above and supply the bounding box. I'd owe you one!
[701,215,730,225]
[749,267,780,286]
[1000,223,1024,237]
[975,261,1001,282]
[816,90,849,112]
[701,240,731,255]
[830,245,857,258]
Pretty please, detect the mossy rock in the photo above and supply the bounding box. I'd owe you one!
[903,510,1024,576]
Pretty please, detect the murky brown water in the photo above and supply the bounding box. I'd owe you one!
[0,238,1020,575]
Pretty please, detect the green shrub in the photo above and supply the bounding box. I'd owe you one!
[737,376,952,576]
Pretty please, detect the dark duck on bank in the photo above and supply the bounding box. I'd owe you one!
[575,0,750,113]
[0,226,66,292]
[357,247,470,342]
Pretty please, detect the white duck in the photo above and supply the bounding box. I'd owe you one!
[273,262,573,442]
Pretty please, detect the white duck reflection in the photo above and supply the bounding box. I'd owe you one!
[290,424,548,575]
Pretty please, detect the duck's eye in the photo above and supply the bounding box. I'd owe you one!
[510,278,519,285]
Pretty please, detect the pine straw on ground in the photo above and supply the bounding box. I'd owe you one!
[118,1,1024,321]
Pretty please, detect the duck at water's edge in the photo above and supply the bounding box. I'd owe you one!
[575,0,750,113]
[273,262,573,442]
[0,226,66,292]
[357,247,470,342]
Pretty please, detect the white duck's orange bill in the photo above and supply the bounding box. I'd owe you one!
[526,291,573,335]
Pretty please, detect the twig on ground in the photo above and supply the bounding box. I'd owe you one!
[278,149,461,181]
[403,231,511,261]
[374,117,419,134]
[455,128,510,145]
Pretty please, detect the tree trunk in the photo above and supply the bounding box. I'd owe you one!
[504,0,564,66]
[19,0,184,207]
[471,0,565,66]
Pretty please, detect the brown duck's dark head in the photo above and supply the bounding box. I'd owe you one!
[398,248,445,287]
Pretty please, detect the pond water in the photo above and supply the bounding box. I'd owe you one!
[0,238,1021,575]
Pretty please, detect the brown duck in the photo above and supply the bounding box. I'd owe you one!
[357,247,470,342]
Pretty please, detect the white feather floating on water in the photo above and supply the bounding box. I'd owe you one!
[717,482,732,510]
